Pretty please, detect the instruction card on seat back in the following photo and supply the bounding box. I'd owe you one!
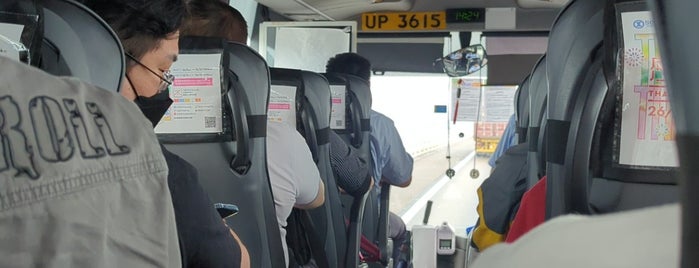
[329,85,346,130]
[268,85,297,128]
[155,53,223,134]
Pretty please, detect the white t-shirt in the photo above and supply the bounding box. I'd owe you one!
[266,121,322,266]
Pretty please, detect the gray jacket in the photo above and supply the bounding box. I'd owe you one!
[0,56,181,267]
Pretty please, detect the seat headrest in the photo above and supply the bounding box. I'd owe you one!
[324,72,373,109]
[39,0,124,92]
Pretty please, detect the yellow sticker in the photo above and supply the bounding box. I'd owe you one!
[362,11,447,31]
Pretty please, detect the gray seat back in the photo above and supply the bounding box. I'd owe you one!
[300,70,344,267]
[545,0,677,219]
[649,0,699,266]
[515,75,531,144]
[1,0,124,92]
[269,67,342,267]
[324,72,374,267]
[527,56,548,188]
[159,38,285,268]
[565,0,676,215]
[544,0,606,218]
[39,0,123,91]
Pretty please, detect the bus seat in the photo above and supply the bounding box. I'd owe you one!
[564,0,677,215]
[300,69,347,267]
[40,0,123,91]
[269,67,342,267]
[544,0,605,218]
[324,72,376,267]
[648,0,699,265]
[1,0,124,92]
[470,1,682,261]
[515,75,531,144]
[468,57,549,254]
[157,37,285,268]
[527,55,548,188]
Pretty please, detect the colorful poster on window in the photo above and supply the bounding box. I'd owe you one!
[155,54,223,134]
[330,85,346,130]
[482,86,516,122]
[451,78,482,122]
[268,85,297,128]
[619,11,678,167]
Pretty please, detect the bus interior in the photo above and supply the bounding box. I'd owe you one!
[0,0,696,267]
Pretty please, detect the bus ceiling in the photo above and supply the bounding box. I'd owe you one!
[254,0,569,32]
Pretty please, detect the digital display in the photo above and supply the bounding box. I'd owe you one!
[446,8,486,24]
[439,239,452,248]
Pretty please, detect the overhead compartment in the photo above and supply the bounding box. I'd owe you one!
[484,34,548,85]
[357,33,448,74]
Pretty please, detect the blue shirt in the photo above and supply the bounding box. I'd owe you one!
[489,114,518,168]
[369,111,414,189]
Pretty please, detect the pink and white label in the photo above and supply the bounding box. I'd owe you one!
[269,103,291,110]
[174,77,214,87]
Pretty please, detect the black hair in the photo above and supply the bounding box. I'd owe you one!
[325,52,371,81]
[181,0,248,43]
[81,0,186,61]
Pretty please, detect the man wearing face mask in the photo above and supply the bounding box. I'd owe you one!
[82,0,249,267]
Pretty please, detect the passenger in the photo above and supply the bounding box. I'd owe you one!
[81,0,249,267]
[471,141,529,251]
[472,112,525,251]
[0,54,182,266]
[504,176,546,243]
[326,52,414,267]
[471,203,679,267]
[488,114,518,168]
[181,1,322,266]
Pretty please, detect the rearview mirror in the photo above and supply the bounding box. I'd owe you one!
[439,44,488,77]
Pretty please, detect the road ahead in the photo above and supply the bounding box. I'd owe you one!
[388,139,492,235]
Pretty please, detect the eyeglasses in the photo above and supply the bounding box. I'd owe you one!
[125,53,175,92]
